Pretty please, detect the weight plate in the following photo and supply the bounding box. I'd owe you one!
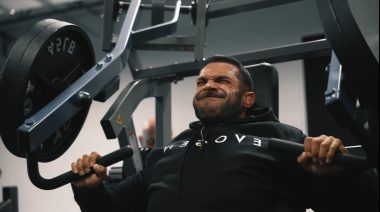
[0,19,95,162]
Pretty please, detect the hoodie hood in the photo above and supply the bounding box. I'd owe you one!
[189,107,279,130]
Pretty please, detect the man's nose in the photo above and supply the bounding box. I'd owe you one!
[204,80,217,90]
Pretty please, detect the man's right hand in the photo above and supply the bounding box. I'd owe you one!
[71,152,107,188]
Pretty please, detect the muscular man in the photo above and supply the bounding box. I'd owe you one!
[71,55,366,212]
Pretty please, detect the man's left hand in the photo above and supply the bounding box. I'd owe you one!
[297,135,348,176]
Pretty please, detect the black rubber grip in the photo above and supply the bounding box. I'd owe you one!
[96,146,133,166]
[268,138,370,170]
[27,146,134,190]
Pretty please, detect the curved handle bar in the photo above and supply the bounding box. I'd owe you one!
[131,0,182,44]
[268,138,371,170]
[27,146,133,190]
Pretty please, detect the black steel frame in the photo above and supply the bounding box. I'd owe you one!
[0,187,18,212]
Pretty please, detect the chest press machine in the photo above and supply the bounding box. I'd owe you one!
[0,0,377,202]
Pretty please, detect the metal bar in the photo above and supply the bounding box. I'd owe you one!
[102,0,116,52]
[207,0,304,19]
[119,123,144,172]
[132,36,195,51]
[155,81,172,148]
[316,0,379,109]
[101,79,164,139]
[0,199,11,212]
[324,52,343,98]
[128,49,143,77]
[17,0,143,152]
[134,60,203,79]
[325,52,378,170]
[101,77,172,148]
[134,39,331,79]
[0,0,103,30]
[131,0,182,44]
[233,39,331,65]
[324,52,357,127]
[2,187,18,212]
[119,1,192,14]
[194,0,207,61]
[151,0,166,25]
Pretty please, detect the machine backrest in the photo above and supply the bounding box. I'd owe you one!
[246,63,279,118]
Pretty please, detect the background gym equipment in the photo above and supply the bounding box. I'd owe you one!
[0,187,18,212]
[0,0,377,194]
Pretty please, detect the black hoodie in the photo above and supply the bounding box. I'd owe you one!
[73,108,374,212]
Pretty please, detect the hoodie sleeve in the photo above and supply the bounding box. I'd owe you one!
[269,123,378,211]
[72,168,149,212]
[308,168,378,212]
[72,183,114,212]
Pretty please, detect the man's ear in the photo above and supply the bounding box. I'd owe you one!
[243,91,256,108]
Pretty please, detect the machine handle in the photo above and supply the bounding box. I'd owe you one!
[27,146,133,190]
[269,138,371,170]
[27,137,371,190]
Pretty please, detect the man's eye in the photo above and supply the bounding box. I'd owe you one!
[220,79,230,84]
[197,81,205,86]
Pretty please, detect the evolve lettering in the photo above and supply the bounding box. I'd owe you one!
[164,134,262,153]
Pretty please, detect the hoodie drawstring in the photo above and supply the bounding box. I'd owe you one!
[199,126,206,161]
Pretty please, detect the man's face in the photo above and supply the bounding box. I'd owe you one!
[193,62,246,124]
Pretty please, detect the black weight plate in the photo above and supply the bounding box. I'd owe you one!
[0,19,95,162]
[0,19,57,158]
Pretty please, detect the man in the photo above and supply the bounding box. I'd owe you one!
[71,55,367,212]
[138,117,156,148]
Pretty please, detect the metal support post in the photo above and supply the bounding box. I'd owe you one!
[325,52,378,170]
[155,81,172,148]
[1,187,18,212]
[194,0,207,61]
[118,121,144,173]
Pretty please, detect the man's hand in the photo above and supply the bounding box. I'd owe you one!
[297,135,348,176]
[71,152,107,188]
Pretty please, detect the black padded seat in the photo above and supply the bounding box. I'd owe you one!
[246,63,279,118]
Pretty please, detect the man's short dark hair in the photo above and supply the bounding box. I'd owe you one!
[202,55,254,92]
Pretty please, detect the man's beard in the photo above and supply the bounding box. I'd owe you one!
[193,94,243,125]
